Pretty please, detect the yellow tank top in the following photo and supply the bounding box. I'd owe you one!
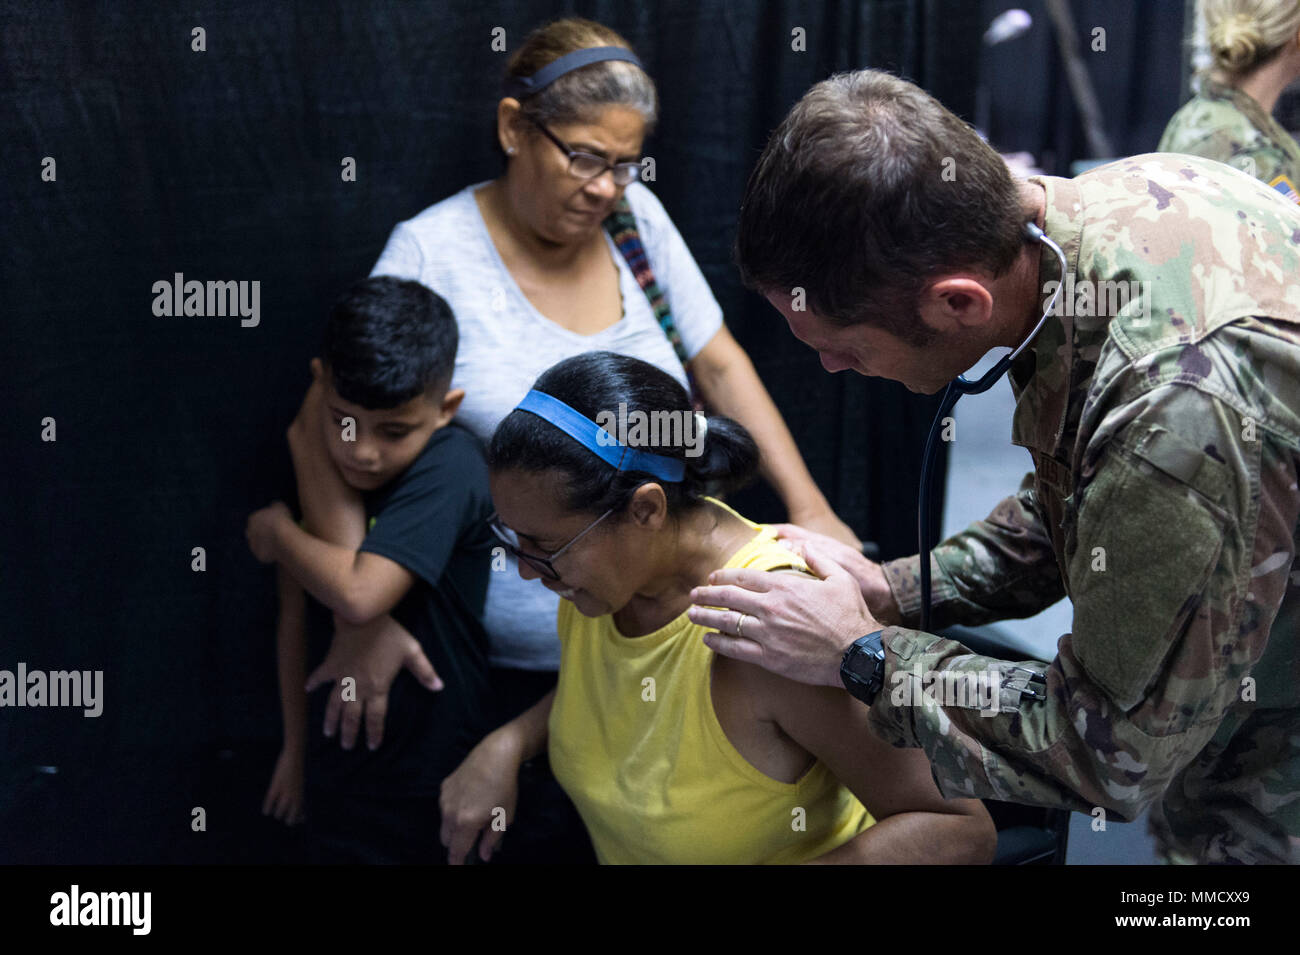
[547,497,874,864]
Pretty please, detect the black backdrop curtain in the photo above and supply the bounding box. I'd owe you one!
[2,0,983,862]
[979,0,1189,173]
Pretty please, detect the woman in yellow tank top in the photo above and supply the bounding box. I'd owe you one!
[439,352,995,864]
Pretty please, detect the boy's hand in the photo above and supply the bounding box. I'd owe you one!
[305,615,444,751]
[246,501,293,563]
[262,747,305,825]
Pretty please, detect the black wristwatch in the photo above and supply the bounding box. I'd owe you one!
[840,630,887,705]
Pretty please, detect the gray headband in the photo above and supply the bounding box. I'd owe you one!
[502,46,644,99]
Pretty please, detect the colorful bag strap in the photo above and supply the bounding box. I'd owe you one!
[602,196,704,409]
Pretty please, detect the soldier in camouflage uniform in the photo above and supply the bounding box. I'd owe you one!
[692,70,1300,864]
[1159,0,1300,202]
[1159,75,1300,200]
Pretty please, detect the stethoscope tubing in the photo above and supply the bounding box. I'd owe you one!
[917,224,1068,632]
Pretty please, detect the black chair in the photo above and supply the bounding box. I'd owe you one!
[984,799,1070,865]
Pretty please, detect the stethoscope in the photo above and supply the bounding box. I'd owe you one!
[917,222,1068,632]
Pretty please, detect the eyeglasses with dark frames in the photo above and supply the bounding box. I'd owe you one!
[487,507,616,581]
[524,115,642,187]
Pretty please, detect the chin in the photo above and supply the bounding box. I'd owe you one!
[569,594,607,617]
[905,378,946,396]
[566,589,614,618]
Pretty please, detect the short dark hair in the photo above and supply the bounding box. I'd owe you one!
[489,351,758,517]
[735,70,1026,345]
[322,276,457,410]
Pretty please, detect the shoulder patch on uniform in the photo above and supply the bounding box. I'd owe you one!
[1267,174,1299,203]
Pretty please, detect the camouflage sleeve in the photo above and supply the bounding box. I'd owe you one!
[1210,137,1292,190]
[1160,124,1292,189]
[880,471,1067,631]
[867,384,1299,821]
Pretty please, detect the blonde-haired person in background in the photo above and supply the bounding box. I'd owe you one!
[1159,0,1300,199]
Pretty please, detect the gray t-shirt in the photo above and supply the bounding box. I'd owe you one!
[370,180,724,669]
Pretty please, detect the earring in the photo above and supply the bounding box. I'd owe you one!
[506,146,516,155]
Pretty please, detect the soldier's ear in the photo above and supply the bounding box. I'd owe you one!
[921,277,993,332]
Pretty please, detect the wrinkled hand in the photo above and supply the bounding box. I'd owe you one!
[305,615,443,751]
[245,501,293,563]
[440,733,522,865]
[772,522,899,625]
[689,541,882,687]
[262,747,305,825]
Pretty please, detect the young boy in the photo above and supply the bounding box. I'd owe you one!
[245,276,495,863]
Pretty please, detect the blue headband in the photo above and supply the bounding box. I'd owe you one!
[502,46,644,99]
[515,390,686,483]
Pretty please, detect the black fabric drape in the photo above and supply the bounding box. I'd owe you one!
[980,0,1189,171]
[3,0,980,862]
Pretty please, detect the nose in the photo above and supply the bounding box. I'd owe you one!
[515,556,541,581]
[350,437,379,467]
[583,169,618,201]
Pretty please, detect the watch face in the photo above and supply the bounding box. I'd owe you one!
[840,634,886,704]
[846,650,877,681]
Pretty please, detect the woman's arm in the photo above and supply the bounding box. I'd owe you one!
[439,689,556,864]
[689,326,860,548]
[494,687,555,763]
[804,789,994,864]
[740,658,997,864]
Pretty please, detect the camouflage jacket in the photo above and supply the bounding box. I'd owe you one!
[1158,76,1300,203]
[871,154,1300,863]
